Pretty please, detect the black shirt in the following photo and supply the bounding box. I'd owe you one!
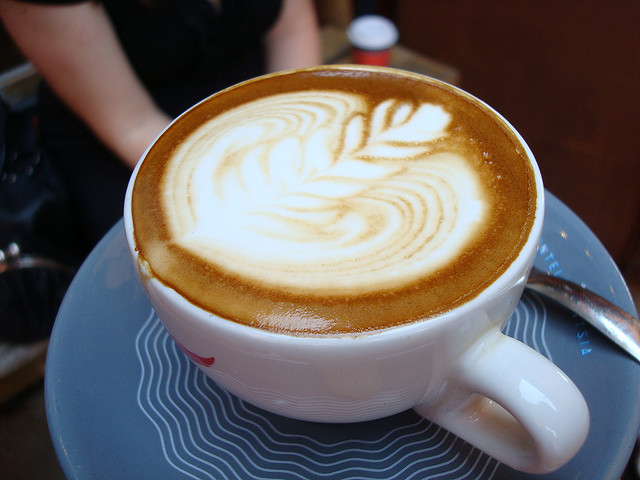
[20,0,283,115]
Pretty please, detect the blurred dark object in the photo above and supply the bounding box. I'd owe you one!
[0,21,24,73]
[622,444,640,480]
[0,65,83,343]
[0,245,75,342]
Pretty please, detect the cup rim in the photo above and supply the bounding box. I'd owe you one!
[124,65,545,345]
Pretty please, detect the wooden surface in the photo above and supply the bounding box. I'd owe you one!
[0,341,48,405]
[321,26,461,86]
[315,0,354,28]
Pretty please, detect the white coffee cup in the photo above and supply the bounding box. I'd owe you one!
[124,66,589,474]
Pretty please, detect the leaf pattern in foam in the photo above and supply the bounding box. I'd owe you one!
[238,99,452,241]
[184,94,460,274]
[214,97,451,213]
[346,100,450,159]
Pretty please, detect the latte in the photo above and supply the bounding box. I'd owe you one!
[130,66,537,335]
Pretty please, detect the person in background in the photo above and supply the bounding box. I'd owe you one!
[0,0,322,254]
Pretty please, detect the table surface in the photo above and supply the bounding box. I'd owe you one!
[320,26,461,86]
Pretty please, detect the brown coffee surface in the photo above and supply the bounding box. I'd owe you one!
[131,66,537,335]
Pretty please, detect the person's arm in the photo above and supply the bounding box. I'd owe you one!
[0,0,171,169]
[264,0,322,73]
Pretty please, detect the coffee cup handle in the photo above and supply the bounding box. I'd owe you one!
[413,329,589,474]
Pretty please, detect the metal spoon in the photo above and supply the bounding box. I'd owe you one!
[526,267,640,364]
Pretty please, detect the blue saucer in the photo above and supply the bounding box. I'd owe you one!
[46,191,640,480]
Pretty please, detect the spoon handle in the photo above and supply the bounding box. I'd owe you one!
[526,268,640,364]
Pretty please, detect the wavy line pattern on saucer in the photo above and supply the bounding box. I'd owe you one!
[133,289,551,480]
[504,292,553,361]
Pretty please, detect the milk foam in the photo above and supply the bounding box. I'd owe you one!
[163,91,487,294]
